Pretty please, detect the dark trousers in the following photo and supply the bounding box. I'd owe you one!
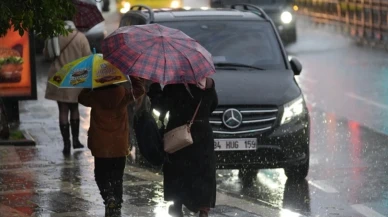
[94,157,126,205]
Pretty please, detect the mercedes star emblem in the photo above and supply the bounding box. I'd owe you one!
[222,108,243,129]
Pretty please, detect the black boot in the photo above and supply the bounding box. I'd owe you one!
[95,158,124,217]
[59,124,71,155]
[95,172,117,217]
[70,119,84,149]
[104,184,121,217]
[105,196,121,217]
[109,170,123,217]
[99,185,122,217]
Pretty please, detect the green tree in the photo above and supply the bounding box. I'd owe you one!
[0,0,76,39]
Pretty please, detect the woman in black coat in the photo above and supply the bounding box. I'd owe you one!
[159,77,218,217]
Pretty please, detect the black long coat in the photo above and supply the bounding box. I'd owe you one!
[161,81,218,212]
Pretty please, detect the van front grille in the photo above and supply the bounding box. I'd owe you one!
[210,105,278,135]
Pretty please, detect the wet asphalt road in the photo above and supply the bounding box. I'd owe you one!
[2,7,388,217]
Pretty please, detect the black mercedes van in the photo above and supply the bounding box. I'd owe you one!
[122,4,310,180]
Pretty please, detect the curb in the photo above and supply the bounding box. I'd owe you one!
[0,130,36,146]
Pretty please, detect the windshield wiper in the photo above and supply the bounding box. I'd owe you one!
[214,62,265,70]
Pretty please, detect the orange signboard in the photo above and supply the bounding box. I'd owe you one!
[0,27,37,99]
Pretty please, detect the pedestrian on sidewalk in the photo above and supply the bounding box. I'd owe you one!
[44,19,91,155]
[159,77,218,217]
[78,77,145,217]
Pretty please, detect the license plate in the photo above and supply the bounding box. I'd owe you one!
[214,138,257,151]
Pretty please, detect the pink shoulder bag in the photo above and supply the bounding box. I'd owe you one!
[163,99,202,154]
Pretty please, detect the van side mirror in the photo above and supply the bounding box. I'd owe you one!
[290,58,302,75]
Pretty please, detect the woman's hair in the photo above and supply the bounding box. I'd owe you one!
[119,11,148,27]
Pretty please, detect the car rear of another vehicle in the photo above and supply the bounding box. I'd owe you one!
[117,0,182,14]
[83,22,106,53]
[210,0,297,44]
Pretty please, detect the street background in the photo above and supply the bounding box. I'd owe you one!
[1,0,388,216]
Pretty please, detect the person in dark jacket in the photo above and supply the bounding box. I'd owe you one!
[159,77,218,217]
[78,77,145,217]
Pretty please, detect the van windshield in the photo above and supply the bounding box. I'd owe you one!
[160,20,286,70]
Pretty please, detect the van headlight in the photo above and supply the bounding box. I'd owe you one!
[152,109,161,117]
[152,109,169,120]
[280,11,293,24]
[281,96,304,125]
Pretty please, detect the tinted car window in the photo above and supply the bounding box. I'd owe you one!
[160,21,286,70]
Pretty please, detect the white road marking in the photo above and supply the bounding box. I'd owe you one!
[308,180,339,193]
[351,204,386,217]
[346,92,388,110]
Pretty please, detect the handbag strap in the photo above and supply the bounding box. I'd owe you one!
[54,31,79,61]
[189,98,202,127]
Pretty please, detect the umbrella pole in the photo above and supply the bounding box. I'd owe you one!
[125,75,136,102]
[92,48,96,90]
